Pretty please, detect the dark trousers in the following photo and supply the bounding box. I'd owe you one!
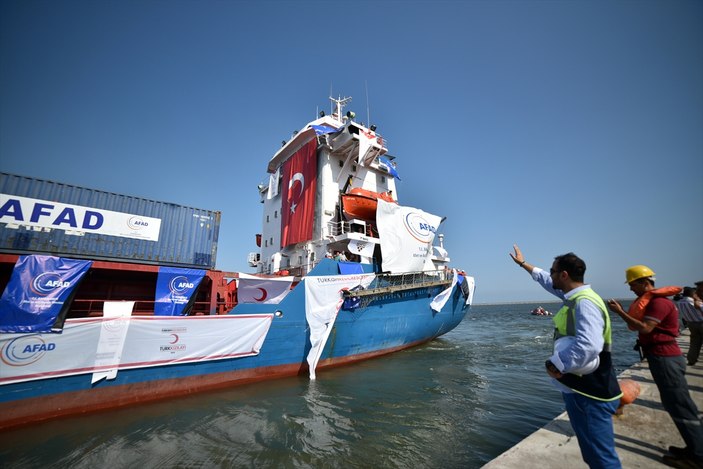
[686,321,703,365]
[647,354,703,461]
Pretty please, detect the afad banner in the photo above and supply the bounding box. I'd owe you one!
[0,255,92,333]
[0,194,162,241]
[154,267,206,316]
[0,314,274,386]
[376,199,442,273]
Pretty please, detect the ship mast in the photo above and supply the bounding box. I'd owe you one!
[330,96,352,123]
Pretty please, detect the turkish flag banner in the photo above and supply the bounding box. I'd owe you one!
[281,139,317,247]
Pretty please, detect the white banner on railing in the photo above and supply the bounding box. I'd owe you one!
[304,273,376,379]
[237,273,294,304]
[91,301,134,383]
[430,270,458,312]
[0,314,273,386]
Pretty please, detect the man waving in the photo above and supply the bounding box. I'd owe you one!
[510,244,622,469]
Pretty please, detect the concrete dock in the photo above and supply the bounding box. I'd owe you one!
[483,332,702,468]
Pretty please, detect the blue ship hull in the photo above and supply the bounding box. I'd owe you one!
[0,260,469,429]
[0,96,476,430]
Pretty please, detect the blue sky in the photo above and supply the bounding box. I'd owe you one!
[1,1,701,303]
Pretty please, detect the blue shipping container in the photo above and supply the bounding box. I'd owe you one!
[0,173,220,269]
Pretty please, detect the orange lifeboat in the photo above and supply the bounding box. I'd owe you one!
[341,188,396,221]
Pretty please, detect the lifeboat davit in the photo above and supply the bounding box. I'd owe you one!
[341,188,396,221]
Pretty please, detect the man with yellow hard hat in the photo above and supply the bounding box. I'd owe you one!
[608,266,703,469]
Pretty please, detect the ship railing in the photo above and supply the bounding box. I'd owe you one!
[68,299,222,318]
[326,220,349,237]
[343,269,454,299]
[326,219,375,238]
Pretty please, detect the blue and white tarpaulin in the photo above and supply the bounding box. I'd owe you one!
[154,267,206,316]
[378,156,401,180]
[0,255,92,333]
[338,261,364,275]
[311,124,341,135]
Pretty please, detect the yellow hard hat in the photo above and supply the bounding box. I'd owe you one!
[625,265,655,284]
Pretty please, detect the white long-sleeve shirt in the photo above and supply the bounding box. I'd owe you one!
[531,268,606,393]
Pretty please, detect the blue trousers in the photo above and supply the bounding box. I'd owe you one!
[562,392,621,469]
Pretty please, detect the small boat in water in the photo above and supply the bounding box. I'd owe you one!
[0,96,476,429]
[531,306,551,316]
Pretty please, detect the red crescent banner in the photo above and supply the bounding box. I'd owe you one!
[281,139,317,247]
[237,274,294,304]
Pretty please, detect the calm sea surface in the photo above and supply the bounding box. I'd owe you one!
[0,301,639,469]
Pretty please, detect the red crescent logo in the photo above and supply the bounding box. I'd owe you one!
[169,334,179,344]
[254,287,268,302]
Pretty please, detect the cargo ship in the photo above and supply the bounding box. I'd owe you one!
[0,96,475,430]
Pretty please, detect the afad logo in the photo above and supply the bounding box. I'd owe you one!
[403,212,437,243]
[169,276,194,295]
[1,336,56,367]
[30,272,70,296]
[127,216,149,231]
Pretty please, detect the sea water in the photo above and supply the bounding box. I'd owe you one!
[0,302,639,469]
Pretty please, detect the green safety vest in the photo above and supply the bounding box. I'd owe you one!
[553,288,612,352]
[551,287,622,402]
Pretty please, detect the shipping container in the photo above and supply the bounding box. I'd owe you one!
[0,173,220,269]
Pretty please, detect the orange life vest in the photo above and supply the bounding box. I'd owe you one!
[626,286,682,330]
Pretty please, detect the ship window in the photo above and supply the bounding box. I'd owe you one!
[352,164,357,172]
[266,215,270,222]
[265,240,268,247]
[274,210,278,218]
[270,237,273,245]
[338,160,343,168]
